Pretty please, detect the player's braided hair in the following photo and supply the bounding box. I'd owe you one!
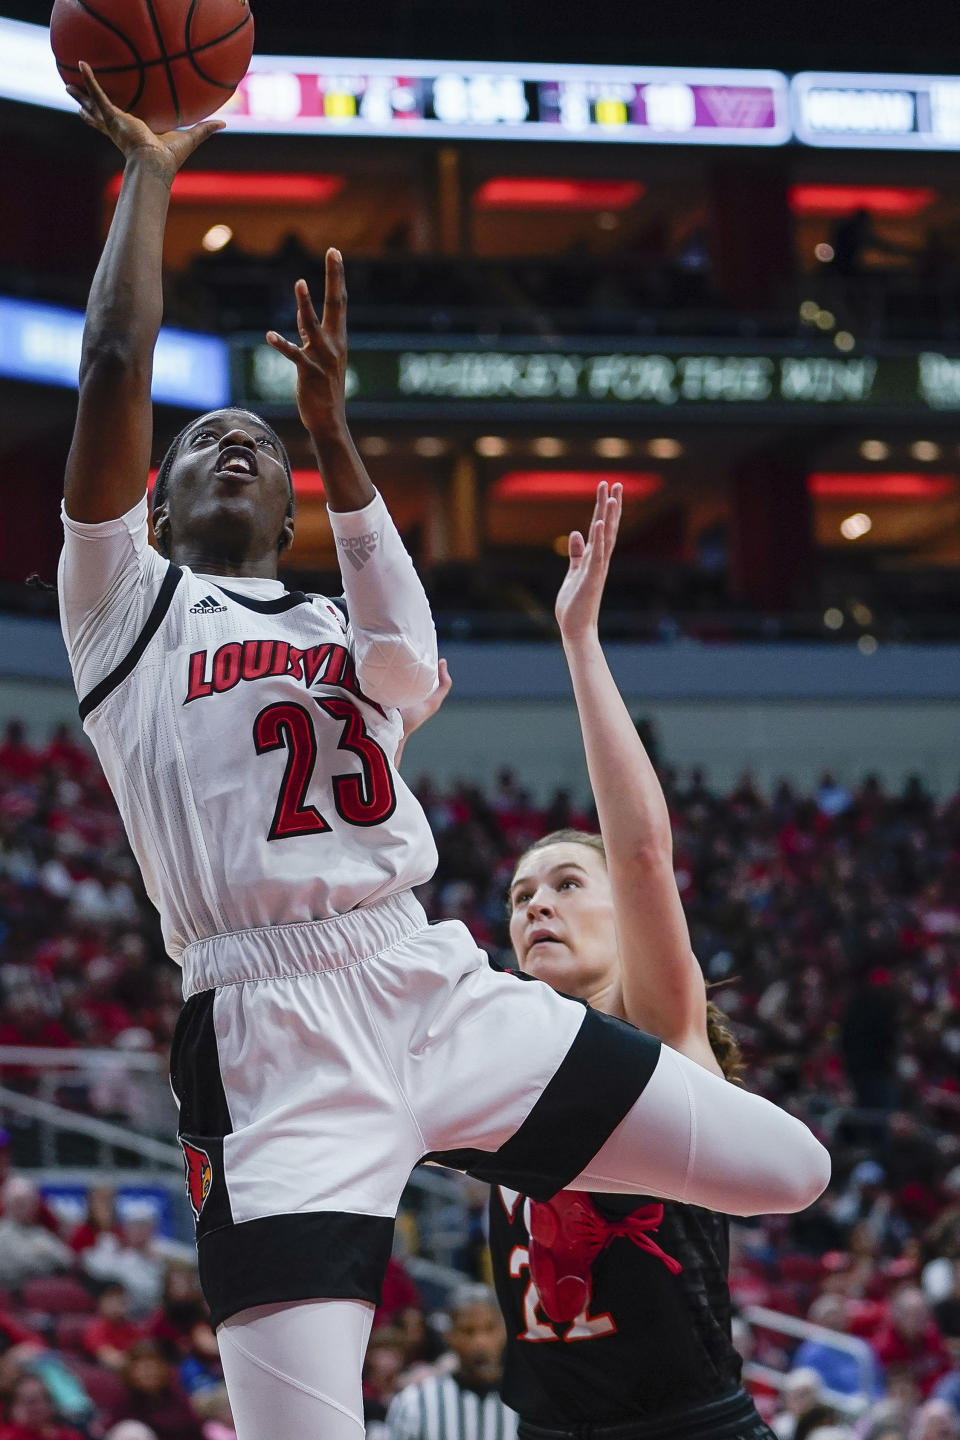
[510,828,745,1084]
[151,409,295,559]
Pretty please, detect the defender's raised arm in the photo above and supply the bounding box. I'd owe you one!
[63,64,222,525]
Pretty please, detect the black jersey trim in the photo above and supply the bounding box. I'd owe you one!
[425,1007,661,1201]
[199,1211,395,1329]
[78,563,183,721]
[169,989,234,1238]
[515,1387,765,1440]
[212,584,312,614]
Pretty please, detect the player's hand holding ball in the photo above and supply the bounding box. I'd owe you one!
[51,0,253,134]
[67,62,224,183]
[555,481,623,644]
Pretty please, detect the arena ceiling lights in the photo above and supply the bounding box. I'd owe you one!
[492,472,662,502]
[104,172,345,204]
[788,185,937,215]
[808,473,957,499]
[474,179,645,209]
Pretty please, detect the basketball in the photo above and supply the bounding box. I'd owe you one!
[50,0,254,133]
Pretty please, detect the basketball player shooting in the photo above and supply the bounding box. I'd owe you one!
[58,70,830,1440]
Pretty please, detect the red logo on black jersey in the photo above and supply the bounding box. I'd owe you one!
[181,1140,213,1220]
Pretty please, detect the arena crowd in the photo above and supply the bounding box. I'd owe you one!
[0,717,958,1440]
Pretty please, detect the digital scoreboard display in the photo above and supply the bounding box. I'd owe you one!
[792,71,960,149]
[221,58,790,144]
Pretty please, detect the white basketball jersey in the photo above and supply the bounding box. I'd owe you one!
[58,494,438,960]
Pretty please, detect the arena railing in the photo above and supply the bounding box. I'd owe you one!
[0,1047,476,1280]
[741,1304,879,1416]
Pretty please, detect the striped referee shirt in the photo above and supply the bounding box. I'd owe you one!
[386,1373,518,1440]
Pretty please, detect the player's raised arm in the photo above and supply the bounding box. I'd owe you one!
[63,65,223,524]
[556,482,718,1069]
[268,260,439,710]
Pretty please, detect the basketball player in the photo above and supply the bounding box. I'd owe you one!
[58,69,829,1440]
[490,483,781,1440]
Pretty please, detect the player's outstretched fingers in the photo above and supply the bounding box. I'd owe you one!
[321,248,347,340]
[295,278,322,346]
[265,329,307,367]
[567,529,586,567]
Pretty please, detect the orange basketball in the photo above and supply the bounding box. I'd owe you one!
[50,0,254,133]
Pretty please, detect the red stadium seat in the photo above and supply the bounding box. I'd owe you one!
[54,1312,91,1353]
[64,1359,128,1413]
[20,1275,95,1315]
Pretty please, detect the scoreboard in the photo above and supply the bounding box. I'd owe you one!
[221,58,790,145]
[4,14,960,150]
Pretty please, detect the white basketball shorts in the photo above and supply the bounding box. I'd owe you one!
[170,891,660,1327]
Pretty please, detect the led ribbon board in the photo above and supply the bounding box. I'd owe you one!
[233,337,960,418]
[792,71,960,149]
[0,295,229,408]
[0,17,787,144]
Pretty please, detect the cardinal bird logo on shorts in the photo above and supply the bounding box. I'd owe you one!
[181,1140,213,1221]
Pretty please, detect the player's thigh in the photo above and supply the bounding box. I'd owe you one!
[218,1298,374,1440]
[570,1044,831,1216]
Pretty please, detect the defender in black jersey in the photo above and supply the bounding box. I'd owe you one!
[488,485,780,1440]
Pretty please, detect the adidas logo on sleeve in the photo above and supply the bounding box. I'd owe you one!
[189,596,229,615]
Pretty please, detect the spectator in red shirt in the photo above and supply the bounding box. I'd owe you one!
[82,1283,143,1371]
[147,1265,217,1371]
[0,724,39,784]
[105,1343,202,1440]
[38,726,91,783]
[873,1288,953,1397]
[0,1374,85,1440]
[69,1186,121,1256]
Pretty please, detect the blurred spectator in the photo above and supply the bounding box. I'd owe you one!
[0,1373,84,1440]
[0,1182,71,1292]
[932,1366,960,1417]
[189,1388,234,1440]
[872,1290,952,1398]
[773,1369,825,1440]
[363,1326,407,1430]
[82,1284,143,1371]
[0,1143,59,1237]
[146,1265,219,1397]
[910,1400,959,1440]
[789,1402,840,1440]
[69,1186,120,1256]
[0,724,39,784]
[841,973,900,1112]
[791,1296,883,1399]
[386,1285,516,1440]
[105,1342,203,1440]
[105,1426,158,1440]
[81,1210,193,1319]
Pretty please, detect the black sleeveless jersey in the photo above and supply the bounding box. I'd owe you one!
[489,1183,745,1427]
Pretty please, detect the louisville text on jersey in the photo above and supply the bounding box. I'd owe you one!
[184,639,386,716]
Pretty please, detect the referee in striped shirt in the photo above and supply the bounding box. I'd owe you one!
[386,1285,518,1440]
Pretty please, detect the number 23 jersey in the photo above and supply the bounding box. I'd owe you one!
[58,493,439,960]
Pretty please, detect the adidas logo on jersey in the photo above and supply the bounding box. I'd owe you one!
[189,595,228,615]
[337,531,379,572]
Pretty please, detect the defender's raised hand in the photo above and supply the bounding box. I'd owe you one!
[266,254,350,440]
[67,62,223,183]
[555,481,623,643]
